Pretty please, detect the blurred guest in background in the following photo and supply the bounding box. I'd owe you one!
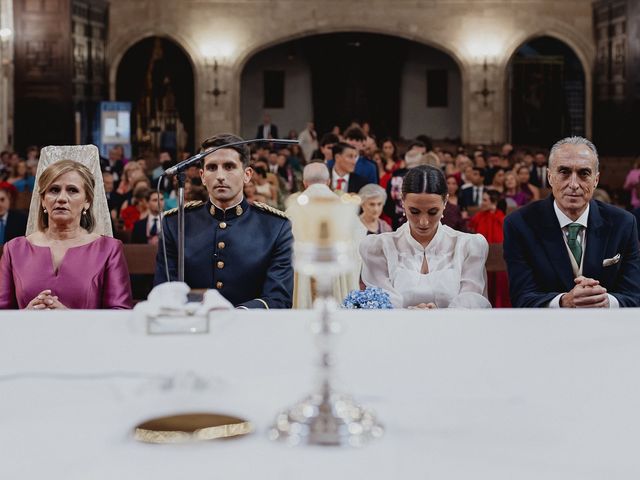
[358,184,391,235]
[503,171,528,208]
[298,121,318,162]
[516,165,540,204]
[132,190,164,245]
[468,189,510,307]
[623,157,640,210]
[442,175,467,232]
[7,160,35,192]
[0,182,27,246]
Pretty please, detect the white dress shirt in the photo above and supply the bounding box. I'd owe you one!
[548,201,619,308]
[146,214,161,237]
[537,166,548,188]
[331,172,350,193]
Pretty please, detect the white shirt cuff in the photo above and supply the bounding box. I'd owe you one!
[608,294,620,308]
[547,294,563,308]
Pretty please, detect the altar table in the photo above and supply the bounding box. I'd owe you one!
[1,309,639,479]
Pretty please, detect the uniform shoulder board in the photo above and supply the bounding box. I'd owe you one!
[163,200,204,217]
[253,201,288,219]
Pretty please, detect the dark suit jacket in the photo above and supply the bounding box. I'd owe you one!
[503,196,640,307]
[328,168,369,194]
[459,185,482,209]
[131,218,149,244]
[529,165,548,188]
[256,124,279,139]
[2,210,27,243]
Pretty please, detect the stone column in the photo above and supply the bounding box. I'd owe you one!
[0,0,14,151]
[196,58,236,142]
[464,58,507,146]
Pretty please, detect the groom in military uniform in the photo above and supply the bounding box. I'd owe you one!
[154,133,294,309]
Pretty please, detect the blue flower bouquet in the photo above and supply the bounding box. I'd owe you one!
[342,287,393,309]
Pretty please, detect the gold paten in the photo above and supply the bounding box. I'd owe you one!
[134,413,253,444]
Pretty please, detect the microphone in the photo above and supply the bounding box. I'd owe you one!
[163,138,300,176]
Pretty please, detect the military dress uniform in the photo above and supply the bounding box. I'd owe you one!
[154,197,294,308]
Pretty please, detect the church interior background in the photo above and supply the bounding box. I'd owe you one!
[0,0,638,183]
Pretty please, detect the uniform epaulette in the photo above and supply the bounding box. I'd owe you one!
[253,201,288,219]
[163,200,204,217]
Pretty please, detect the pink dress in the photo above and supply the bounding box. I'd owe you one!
[0,236,132,309]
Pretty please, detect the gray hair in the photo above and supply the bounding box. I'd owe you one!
[303,162,330,185]
[358,183,387,203]
[549,136,599,172]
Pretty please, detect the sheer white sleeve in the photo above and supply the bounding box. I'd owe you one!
[449,233,491,308]
[359,234,403,308]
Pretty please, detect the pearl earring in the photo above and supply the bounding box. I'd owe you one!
[82,209,87,215]
[43,208,47,214]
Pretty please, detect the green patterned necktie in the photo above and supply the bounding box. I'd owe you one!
[566,223,583,266]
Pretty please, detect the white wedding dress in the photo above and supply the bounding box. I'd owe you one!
[359,223,491,308]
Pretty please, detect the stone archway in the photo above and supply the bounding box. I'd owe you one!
[114,36,196,157]
[239,31,464,142]
[505,34,592,147]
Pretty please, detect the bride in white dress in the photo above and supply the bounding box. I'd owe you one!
[360,165,491,309]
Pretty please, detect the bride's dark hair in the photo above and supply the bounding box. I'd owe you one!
[401,165,447,200]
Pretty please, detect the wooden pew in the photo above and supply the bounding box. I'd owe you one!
[122,244,158,274]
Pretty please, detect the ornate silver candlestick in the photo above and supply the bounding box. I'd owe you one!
[269,194,383,447]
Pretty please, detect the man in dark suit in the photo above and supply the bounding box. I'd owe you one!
[154,133,293,309]
[0,182,27,246]
[328,142,369,194]
[529,151,549,189]
[343,126,378,185]
[459,168,485,209]
[255,113,279,140]
[504,137,640,308]
[132,190,164,245]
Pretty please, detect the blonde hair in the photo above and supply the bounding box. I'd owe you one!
[37,160,96,232]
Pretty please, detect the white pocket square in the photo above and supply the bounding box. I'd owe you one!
[602,254,621,267]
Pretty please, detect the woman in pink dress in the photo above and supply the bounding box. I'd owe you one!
[0,160,132,309]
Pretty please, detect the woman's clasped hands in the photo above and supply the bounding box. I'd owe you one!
[26,290,67,310]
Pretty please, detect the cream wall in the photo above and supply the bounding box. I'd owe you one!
[107,0,595,145]
[240,44,313,140]
[399,44,462,140]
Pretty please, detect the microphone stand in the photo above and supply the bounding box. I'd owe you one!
[161,138,299,283]
[176,171,186,282]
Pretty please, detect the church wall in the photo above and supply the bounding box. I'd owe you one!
[107,0,595,146]
[239,44,313,140]
[399,45,461,141]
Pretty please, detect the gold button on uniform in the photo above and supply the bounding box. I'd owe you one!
[219,222,227,229]
[217,261,224,269]
[218,242,225,249]
[216,281,223,289]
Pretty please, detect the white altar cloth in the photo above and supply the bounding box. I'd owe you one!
[1,309,639,479]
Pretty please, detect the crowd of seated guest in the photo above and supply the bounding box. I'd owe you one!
[2,118,640,310]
